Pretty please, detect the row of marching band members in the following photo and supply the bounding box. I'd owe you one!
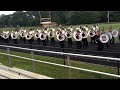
[0,26,120,51]
[95,27,119,51]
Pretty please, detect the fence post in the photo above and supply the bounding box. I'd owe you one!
[67,55,71,79]
[31,50,35,72]
[7,48,12,67]
[117,61,119,75]
[62,48,66,65]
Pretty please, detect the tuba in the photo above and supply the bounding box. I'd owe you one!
[99,34,109,43]
[40,32,46,40]
[35,32,40,39]
[112,30,118,37]
[11,31,18,39]
[73,31,82,41]
[106,32,112,40]
[57,33,65,41]
[88,29,96,37]
[65,30,72,38]
[20,30,26,38]
[1,33,9,39]
[48,31,55,38]
[26,31,33,40]
[81,30,88,39]
[1,31,9,39]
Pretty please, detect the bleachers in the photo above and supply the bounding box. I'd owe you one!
[0,64,53,79]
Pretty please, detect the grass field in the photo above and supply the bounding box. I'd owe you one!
[1,22,120,31]
[0,49,119,79]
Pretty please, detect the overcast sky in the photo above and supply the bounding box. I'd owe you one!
[0,11,16,15]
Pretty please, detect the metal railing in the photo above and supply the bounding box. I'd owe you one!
[0,44,120,79]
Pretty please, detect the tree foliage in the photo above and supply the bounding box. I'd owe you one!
[0,11,119,27]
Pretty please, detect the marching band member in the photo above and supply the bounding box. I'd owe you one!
[73,28,82,49]
[35,29,41,45]
[101,27,105,33]
[1,30,10,43]
[44,28,49,44]
[40,31,47,46]
[102,29,109,49]
[88,28,96,45]
[57,31,65,48]
[109,27,114,44]
[61,27,65,35]
[56,28,61,36]
[83,25,89,32]
[79,26,82,31]
[119,29,120,42]
[30,29,34,44]
[112,30,119,44]
[20,29,26,44]
[96,29,103,51]
[48,28,55,46]
[11,30,18,44]
[92,25,96,31]
[69,26,73,32]
[26,29,34,44]
[95,24,100,31]
[81,28,88,48]
[96,29,109,51]
[65,28,72,48]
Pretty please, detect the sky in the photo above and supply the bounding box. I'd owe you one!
[0,11,16,15]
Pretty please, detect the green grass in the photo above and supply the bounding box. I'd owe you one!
[0,49,119,79]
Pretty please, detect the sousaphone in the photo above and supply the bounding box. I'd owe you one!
[40,32,46,40]
[81,30,88,38]
[48,31,55,38]
[112,30,118,37]
[73,31,82,41]
[1,33,9,39]
[11,32,18,39]
[26,32,33,40]
[65,30,72,38]
[57,33,65,41]
[100,34,109,43]
[106,32,112,40]
[88,29,96,37]
[35,32,40,39]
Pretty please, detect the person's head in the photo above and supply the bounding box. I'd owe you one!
[81,28,84,31]
[77,30,80,33]
[83,28,86,31]
[60,31,62,34]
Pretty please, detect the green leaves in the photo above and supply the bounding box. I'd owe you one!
[0,11,120,27]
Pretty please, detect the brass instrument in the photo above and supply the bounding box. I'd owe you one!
[88,29,96,37]
[26,31,33,40]
[57,33,65,41]
[40,32,46,40]
[73,31,82,41]
[81,30,88,39]
[65,30,72,38]
[99,34,109,43]
[112,30,118,37]
[11,31,18,39]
